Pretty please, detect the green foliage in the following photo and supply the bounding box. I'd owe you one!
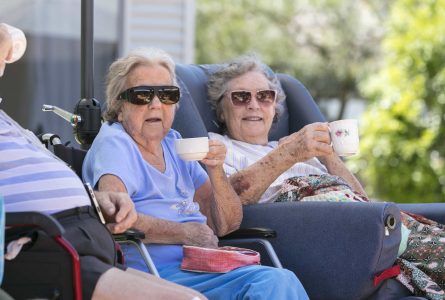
[196,0,297,66]
[196,0,385,119]
[196,0,445,202]
[351,0,445,202]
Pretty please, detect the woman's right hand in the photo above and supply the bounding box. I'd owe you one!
[182,222,219,248]
[279,122,333,162]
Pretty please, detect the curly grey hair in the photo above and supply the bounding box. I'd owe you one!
[207,54,285,130]
[103,47,178,121]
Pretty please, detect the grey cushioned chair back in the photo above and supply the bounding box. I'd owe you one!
[173,64,326,139]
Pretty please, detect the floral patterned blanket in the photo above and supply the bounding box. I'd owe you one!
[276,174,368,203]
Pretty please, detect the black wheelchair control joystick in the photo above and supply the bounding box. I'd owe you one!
[73,98,102,147]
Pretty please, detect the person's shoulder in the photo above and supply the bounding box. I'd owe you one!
[96,122,130,141]
[209,132,231,146]
[90,122,136,155]
[164,128,182,142]
[0,110,21,130]
[208,132,222,140]
[162,129,182,150]
[268,140,279,148]
[167,128,182,139]
[100,121,124,134]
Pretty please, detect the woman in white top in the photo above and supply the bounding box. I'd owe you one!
[207,54,367,204]
[207,54,445,298]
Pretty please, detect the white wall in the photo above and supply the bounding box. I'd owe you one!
[120,0,195,63]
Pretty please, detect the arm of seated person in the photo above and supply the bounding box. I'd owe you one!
[229,122,334,204]
[194,139,243,237]
[98,174,218,247]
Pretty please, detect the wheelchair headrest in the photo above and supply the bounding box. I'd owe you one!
[173,63,326,141]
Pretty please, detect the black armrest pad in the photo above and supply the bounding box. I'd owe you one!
[113,228,145,242]
[6,212,64,237]
[221,227,277,239]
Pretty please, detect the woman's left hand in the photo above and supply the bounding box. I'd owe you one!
[200,139,226,169]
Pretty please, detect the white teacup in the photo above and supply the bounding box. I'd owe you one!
[329,119,359,156]
[175,137,209,161]
[3,23,27,64]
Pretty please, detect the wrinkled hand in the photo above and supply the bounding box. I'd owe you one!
[182,222,219,248]
[279,122,334,161]
[200,140,226,169]
[94,191,137,233]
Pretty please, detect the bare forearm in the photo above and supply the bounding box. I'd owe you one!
[318,154,368,197]
[98,174,189,244]
[133,213,188,244]
[205,167,243,236]
[229,143,298,204]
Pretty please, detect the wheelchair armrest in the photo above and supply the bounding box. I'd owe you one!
[397,203,445,224]
[4,212,82,300]
[220,227,276,239]
[112,228,160,277]
[113,228,145,242]
[6,212,65,237]
[220,228,281,268]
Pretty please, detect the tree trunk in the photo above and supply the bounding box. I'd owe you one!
[336,91,348,120]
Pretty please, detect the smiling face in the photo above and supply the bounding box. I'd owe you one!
[221,71,276,145]
[117,64,176,146]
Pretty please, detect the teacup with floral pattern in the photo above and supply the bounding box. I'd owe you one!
[328,119,359,156]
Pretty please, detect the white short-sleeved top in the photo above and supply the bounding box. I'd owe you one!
[208,132,328,203]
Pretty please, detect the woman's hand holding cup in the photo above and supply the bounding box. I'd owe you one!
[281,122,334,162]
[200,139,226,169]
[175,137,227,169]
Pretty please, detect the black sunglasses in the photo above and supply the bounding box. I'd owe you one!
[228,89,277,107]
[118,85,180,105]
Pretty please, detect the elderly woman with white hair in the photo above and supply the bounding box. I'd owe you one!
[207,54,445,299]
[207,54,367,204]
[82,48,309,300]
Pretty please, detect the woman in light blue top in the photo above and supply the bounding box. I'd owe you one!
[0,23,205,300]
[83,48,309,300]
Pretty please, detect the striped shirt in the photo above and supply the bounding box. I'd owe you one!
[209,132,328,203]
[0,110,90,214]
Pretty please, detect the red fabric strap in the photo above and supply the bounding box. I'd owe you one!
[373,265,401,286]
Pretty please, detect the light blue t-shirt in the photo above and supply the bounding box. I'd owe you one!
[82,122,208,269]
